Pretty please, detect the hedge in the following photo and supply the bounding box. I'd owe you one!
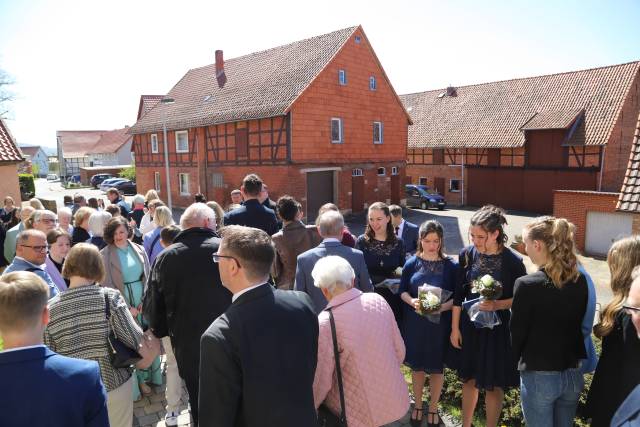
[18,174,35,200]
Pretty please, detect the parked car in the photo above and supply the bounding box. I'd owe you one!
[405,184,446,210]
[99,178,127,192]
[46,174,59,181]
[113,180,137,196]
[90,173,114,189]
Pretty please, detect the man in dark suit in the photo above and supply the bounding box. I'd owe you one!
[144,203,232,425]
[295,210,373,313]
[390,204,419,254]
[0,271,108,427]
[199,225,318,427]
[224,174,278,235]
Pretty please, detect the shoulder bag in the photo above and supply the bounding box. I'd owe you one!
[317,307,348,427]
[104,292,142,368]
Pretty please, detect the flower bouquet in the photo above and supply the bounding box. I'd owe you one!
[416,284,451,323]
[464,274,503,329]
[471,274,503,300]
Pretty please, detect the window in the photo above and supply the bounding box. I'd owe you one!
[355,35,361,44]
[338,69,347,85]
[154,172,161,192]
[450,179,461,193]
[369,76,377,91]
[352,168,363,177]
[179,173,190,195]
[331,118,343,144]
[377,167,386,176]
[211,173,224,188]
[175,131,189,153]
[373,122,383,144]
[419,177,428,185]
[150,134,159,153]
[391,166,399,175]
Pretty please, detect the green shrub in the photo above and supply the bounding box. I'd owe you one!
[18,174,35,200]
[119,165,136,181]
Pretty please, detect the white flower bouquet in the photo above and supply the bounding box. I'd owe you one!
[416,284,451,323]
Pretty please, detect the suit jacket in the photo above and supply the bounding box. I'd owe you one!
[100,241,151,295]
[0,346,109,427]
[612,385,640,427]
[271,221,322,290]
[199,284,318,427]
[400,220,419,254]
[3,221,23,263]
[224,199,278,235]
[294,241,373,314]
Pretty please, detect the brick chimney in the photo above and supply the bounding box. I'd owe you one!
[215,50,227,88]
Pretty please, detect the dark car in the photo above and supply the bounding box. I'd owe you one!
[405,184,446,210]
[90,173,115,189]
[113,179,137,195]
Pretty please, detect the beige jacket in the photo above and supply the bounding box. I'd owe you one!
[100,241,151,295]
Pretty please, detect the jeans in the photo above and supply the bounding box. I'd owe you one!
[520,368,584,427]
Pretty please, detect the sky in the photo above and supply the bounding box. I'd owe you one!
[0,0,639,149]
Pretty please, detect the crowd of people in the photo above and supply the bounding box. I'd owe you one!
[0,173,639,427]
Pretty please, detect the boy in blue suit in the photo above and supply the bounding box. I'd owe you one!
[0,271,109,427]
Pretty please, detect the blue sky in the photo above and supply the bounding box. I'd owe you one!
[0,0,638,148]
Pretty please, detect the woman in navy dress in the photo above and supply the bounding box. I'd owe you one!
[399,220,457,427]
[356,202,406,323]
[450,205,526,427]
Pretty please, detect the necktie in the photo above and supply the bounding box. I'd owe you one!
[395,226,400,237]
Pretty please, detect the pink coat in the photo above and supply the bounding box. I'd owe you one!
[313,288,410,427]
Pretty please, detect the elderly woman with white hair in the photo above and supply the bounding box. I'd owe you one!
[57,207,74,234]
[130,194,146,229]
[312,255,410,427]
[87,210,112,250]
[143,206,174,264]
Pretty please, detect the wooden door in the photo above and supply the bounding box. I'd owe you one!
[434,177,445,195]
[352,175,365,214]
[390,174,400,204]
[306,171,334,222]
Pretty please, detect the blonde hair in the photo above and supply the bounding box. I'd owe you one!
[145,189,160,203]
[0,271,49,333]
[153,206,174,228]
[206,201,225,229]
[524,216,579,288]
[74,207,96,227]
[62,243,105,282]
[28,198,45,210]
[594,235,640,338]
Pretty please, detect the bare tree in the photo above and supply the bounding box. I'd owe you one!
[0,68,15,119]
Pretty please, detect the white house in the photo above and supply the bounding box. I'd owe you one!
[19,146,49,177]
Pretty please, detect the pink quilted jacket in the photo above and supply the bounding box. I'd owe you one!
[313,288,410,427]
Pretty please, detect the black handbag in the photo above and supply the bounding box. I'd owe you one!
[317,308,348,427]
[104,292,142,368]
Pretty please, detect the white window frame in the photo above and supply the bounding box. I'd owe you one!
[331,118,343,144]
[179,173,190,196]
[373,121,383,144]
[150,134,159,153]
[154,171,161,192]
[377,167,386,176]
[450,179,461,193]
[352,168,363,177]
[369,76,377,91]
[175,130,189,153]
[338,69,347,86]
[391,166,399,175]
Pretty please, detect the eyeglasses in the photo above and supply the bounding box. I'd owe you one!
[212,253,241,267]
[19,244,49,252]
[623,304,640,315]
[40,218,59,224]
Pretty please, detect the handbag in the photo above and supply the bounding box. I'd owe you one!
[317,308,348,427]
[104,292,142,368]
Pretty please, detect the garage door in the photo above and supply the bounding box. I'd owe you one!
[585,211,633,256]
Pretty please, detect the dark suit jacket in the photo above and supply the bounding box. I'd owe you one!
[294,240,373,314]
[224,199,278,235]
[0,346,109,427]
[199,284,318,427]
[612,385,640,427]
[400,220,419,254]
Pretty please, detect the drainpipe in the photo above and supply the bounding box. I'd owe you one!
[461,149,465,206]
[598,145,606,192]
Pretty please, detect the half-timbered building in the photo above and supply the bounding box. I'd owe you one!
[129,26,411,217]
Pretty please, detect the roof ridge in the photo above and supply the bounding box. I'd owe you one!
[401,60,640,97]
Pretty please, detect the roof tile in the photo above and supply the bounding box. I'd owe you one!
[0,119,25,163]
[617,111,640,213]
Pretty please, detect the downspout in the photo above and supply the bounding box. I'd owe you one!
[598,145,606,192]
[461,149,465,206]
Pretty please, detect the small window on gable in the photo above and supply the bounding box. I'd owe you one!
[175,131,189,153]
[391,166,399,175]
[331,118,343,144]
[338,69,347,86]
[355,35,361,44]
[377,167,386,176]
[235,128,248,157]
[352,168,363,177]
[369,76,377,91]
[373,122,383,144]
[150,134,159,153]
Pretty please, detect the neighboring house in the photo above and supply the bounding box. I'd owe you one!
[0,119,25,202]
[137,95,163,120]
[19,146,49,177]
[56,130,106,179]
[130,26,411,216]
[401,61,640,213]
[87,127,133,167]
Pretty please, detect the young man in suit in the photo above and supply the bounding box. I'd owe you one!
[199,225,319,427]
[295,210,373,313]
[389,204,419,254]
[223,174,278,235]
[0,271,108,427]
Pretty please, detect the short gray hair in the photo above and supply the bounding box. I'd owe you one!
[88,211,112,237]
[132,194,145,205]
[317,210,344,238]
[180,203,216,230]
[312,255,355,294]
[17,229,47,244]
[57,207,72,220]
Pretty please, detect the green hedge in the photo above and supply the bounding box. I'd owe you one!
[18,174,35,200]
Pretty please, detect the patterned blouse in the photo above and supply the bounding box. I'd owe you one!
[44,285,143,391]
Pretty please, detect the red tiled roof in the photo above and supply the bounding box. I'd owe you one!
[617,112,640,213]
[0,119,24,163]
[401,61,640,149]
[129,26,360,134]
[137,95,163,120]
[87,127,132,155]
[57,130,107,157]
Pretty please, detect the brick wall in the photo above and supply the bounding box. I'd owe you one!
[553,190,620,251]
[633,214,640,235]
[0,164,21,203]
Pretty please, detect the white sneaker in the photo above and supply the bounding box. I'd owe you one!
[165,411,179,426]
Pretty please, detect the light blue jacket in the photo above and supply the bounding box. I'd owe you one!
[3,222,23,263]
[579,265,598,374]
[3,257,59,299]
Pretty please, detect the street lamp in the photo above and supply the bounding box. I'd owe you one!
[161,97,175,209]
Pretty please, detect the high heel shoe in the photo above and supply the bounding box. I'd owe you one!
[410,406,423,427]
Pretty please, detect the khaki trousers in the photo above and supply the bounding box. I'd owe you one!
[107,375,133,427]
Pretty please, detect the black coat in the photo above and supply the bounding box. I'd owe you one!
[224,199,278,235]
[199,284,318,427]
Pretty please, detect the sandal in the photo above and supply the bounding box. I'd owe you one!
[427,410,441,427]
[410,406,423,427]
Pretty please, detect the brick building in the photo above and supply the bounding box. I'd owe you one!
[0,119,25,202]
[56,130,106,179]
[616,111,640,235]
[401,61,640,213]
[129,26,411,217]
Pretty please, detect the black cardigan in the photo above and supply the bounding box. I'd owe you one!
[510,269,588,371]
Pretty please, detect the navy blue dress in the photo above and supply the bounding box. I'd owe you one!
[453,246,526,390]
[400,256,457,373]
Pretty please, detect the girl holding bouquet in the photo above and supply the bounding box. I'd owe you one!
[450,205,526,427]
[399,220,457,427]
